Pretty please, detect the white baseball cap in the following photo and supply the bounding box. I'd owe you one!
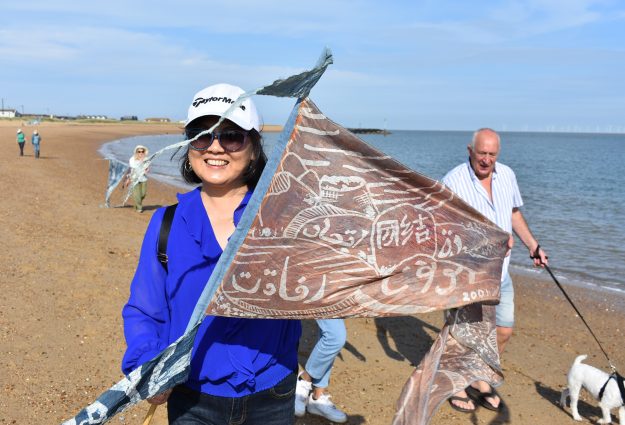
[186,83,260,132]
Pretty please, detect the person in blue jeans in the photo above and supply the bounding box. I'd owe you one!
[294,319,348,423]
[121,83,301,425]
[31,130,41,158]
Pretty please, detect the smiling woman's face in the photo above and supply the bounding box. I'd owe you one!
[187,116,255,191]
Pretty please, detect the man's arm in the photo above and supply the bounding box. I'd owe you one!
[511,207,548,266]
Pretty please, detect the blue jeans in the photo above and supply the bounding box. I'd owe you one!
[167,373,296,425]
[305,319,346,389]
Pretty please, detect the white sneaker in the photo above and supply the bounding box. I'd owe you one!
[294,375,312,417]
[306,393,348,423]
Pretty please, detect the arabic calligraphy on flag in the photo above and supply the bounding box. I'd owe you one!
[206,99,507,319]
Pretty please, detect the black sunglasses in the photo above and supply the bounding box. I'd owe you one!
[185,128,250,153]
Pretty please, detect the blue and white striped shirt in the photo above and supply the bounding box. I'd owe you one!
[442,160,523,279]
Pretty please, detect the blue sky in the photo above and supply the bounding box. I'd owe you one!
[1,0,624,131]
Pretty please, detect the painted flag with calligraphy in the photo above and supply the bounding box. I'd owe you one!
[63,49,508,425]
[202,98,507,320]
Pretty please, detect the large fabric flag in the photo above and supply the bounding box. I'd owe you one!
[200,98,506,320]
[64,49,508,425]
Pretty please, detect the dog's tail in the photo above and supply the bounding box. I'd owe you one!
[573,354,587,366]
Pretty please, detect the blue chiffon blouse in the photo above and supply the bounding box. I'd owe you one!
[121,187,301,396]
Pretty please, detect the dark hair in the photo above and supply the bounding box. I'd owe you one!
[179,129,267,188]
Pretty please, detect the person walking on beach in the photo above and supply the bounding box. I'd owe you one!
[126,145,149,212]
[31,130,41,158]
[295,319,348,423]
[443,128,548,413]
[121,83,301,424]
[16,129,26,156]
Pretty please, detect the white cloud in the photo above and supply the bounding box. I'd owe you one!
[1,0,624,128]
[0,29,78,61]
[487,0,604,37]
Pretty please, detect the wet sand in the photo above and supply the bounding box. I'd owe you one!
[1,120,623,425]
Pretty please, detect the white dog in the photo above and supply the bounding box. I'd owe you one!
[560,355,624,424]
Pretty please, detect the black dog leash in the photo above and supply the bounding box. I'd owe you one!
[530,246,617,373]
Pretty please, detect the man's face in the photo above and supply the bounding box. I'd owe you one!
[468,131,499,180]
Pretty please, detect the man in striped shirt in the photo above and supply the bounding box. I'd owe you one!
[443,128,548,413]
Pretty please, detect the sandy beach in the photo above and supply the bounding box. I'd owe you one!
[1,120,624,425]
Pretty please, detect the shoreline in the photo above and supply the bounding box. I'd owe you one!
[101,131,625,297]
[509,264,625,298]
[1,120,624,425]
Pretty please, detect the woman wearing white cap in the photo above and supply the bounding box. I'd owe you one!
[121,84,300,424]
[16,129,26,156]
[127,145,149,212]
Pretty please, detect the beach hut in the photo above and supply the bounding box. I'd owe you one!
[0,108,18,118]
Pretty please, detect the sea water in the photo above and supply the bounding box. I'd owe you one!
[99,130,625,293]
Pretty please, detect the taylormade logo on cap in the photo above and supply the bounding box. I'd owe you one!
[192,96,246,111]
[186,83,260,132]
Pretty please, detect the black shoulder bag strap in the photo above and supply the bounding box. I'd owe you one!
[157,203,178,272]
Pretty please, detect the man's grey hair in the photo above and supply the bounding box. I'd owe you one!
[470,128,500,149]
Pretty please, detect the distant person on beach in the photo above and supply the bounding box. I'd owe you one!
[443,128,549,413]
[31,130,41,158]
[125,145,149,213]
[121,83,300,424]
[16,129,26,156]
[295,319,348,423]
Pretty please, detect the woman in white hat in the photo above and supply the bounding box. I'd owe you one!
[127,145,149,212]
[16,129,26,156]
[121,83,300,424]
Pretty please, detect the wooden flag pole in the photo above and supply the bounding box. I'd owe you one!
[142,404,158,425]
